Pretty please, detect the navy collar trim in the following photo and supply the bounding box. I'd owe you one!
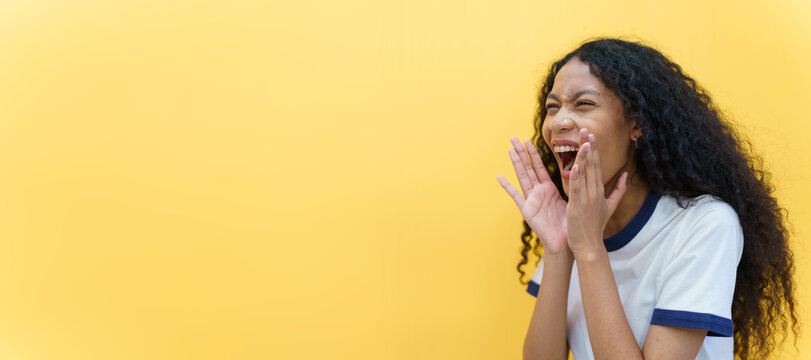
[603,190,661,252]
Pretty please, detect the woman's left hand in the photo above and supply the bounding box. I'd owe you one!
[566,128,629,258]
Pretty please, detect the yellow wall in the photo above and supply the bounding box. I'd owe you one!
[0,0,808,359]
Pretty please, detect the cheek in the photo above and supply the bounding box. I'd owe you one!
[597,144,625,177]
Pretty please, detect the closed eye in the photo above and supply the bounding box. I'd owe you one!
[546,102,593,109]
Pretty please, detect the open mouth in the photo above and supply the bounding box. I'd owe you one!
[558,149,578,172]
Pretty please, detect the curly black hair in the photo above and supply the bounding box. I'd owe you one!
[515,36,798,359]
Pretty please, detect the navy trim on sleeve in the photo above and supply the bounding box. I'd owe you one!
[603,189,661,252]
[650,308,733,337]
[526,281,539,297]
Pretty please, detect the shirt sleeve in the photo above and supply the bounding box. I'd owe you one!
[650,204,744,337]
[526,257,544,297]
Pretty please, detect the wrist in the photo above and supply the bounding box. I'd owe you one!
[569,233,607,261]
[542,249,574,265]
[572,246,607,264]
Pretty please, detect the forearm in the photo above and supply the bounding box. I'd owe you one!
[524,252,574,360]
[576,249,643,360]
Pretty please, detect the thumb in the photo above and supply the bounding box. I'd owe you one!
[606,172,629,214]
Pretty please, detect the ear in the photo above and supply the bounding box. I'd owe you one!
[630,118,643,141]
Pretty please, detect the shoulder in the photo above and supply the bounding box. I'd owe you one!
[658,193,744,257]
[660,194,743,257]
[662,193,741,227]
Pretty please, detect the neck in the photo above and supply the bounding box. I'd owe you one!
[602,167,651,239]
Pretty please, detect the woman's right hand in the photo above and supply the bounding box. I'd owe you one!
[497,137,570,255]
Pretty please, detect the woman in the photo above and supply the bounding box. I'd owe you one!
[496,38,797,360]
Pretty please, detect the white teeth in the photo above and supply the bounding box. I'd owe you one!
[563,162,574,171]
[553,145,578,152]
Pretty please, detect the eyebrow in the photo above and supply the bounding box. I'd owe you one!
[547,89,600,102]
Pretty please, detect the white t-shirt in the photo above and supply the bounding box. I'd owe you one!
[526,190,744,359]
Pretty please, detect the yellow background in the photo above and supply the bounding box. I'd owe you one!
[0,0,808,359]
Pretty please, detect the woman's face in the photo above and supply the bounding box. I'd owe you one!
[541,57,641,195]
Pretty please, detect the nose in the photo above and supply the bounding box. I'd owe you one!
[548,112,576,134]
